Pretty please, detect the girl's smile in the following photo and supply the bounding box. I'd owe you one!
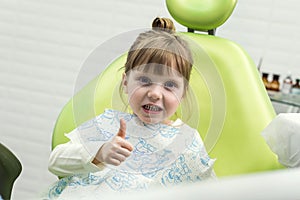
[142,104,163,113]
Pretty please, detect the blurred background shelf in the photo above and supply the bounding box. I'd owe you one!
[268,91,300,113]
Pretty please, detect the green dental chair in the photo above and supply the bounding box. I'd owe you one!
[51,0,283,177]
[0,143,22,200]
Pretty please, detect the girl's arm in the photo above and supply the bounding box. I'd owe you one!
[48,119,133,177]
[48,129,105,177]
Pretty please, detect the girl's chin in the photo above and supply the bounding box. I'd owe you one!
[138,115,172,125]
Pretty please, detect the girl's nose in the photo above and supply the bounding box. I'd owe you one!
[147,84,162,100]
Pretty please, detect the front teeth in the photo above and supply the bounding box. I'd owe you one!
[144,105,160,111]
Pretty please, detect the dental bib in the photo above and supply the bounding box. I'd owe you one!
[46,109,215,199]
[77,109,195,174]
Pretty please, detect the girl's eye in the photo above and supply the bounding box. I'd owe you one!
[164,81,178,89]
[138,76,151,85]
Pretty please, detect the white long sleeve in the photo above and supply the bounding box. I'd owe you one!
[48,129,105,177]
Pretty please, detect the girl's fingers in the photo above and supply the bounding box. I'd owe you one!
[117,147,132,158]
[120,140,134,152]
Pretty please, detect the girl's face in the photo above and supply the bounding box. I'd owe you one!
[122,66,185,124]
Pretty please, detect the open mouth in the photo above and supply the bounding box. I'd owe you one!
[142,104,163,112]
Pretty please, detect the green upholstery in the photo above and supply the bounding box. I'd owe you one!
[0,143,22,200]
[52,0,284,177]
[166,0,237,32]
[183,33,283,176]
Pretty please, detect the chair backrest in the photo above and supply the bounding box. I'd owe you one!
[52,0,283,177]
[0,143,22,200]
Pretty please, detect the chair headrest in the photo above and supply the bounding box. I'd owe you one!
[166,0,237,32]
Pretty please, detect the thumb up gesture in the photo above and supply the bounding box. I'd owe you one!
[93,119,133,166]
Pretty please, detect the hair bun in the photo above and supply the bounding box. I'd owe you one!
[152,17,176,32]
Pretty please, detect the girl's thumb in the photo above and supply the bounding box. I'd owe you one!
[117,118,126,138]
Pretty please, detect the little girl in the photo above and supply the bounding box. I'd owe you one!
[45,17,216,199]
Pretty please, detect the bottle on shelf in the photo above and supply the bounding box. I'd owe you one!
[281,71,293,94]
[269,74,280,92]
[262,72,270,90]
[291,78,300,95]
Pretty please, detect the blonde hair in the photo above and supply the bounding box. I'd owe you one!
[124,17,193,87]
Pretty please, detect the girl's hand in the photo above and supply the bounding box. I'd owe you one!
[93,119,133,166]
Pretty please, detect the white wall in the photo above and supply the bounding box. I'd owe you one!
[221,0,300,82]
[0,0,299,199]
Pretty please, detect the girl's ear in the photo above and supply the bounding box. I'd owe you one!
[122,73,128,94]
